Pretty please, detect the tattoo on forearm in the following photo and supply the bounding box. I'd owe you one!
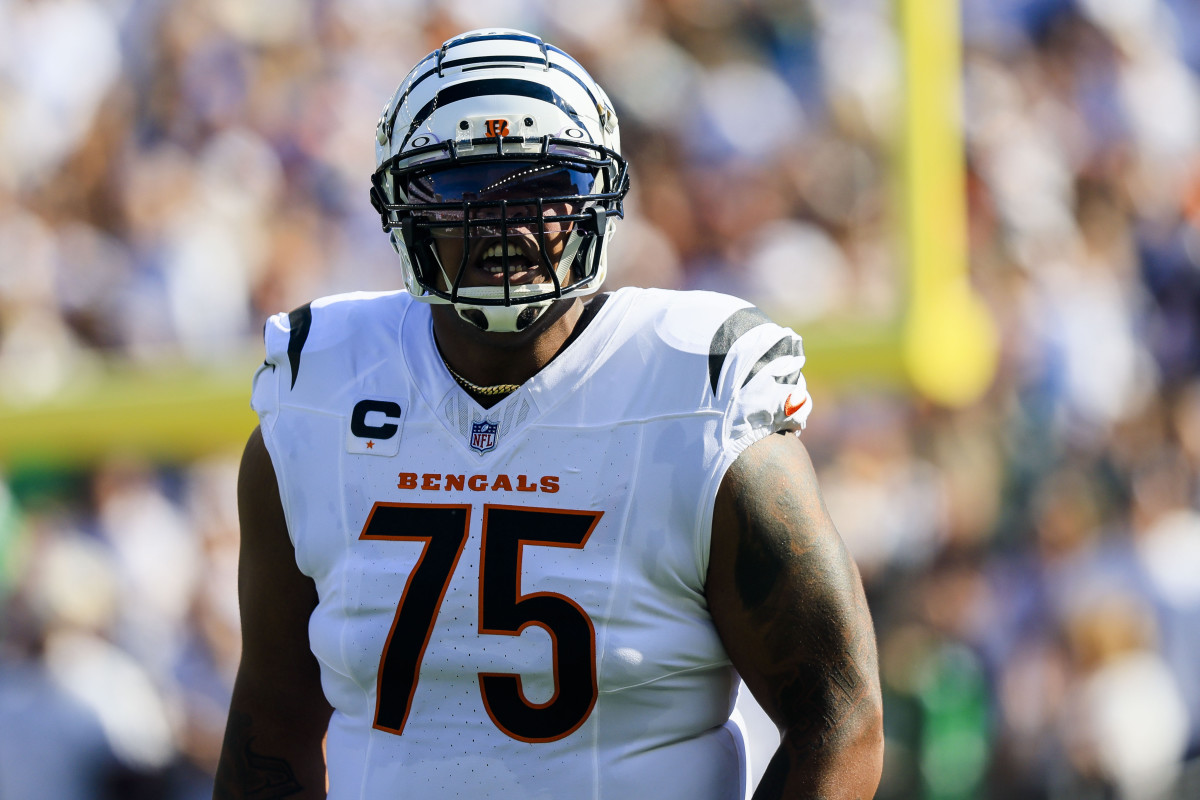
[241,748,304,800]
[214,711,305,800]
[730,451,879,758]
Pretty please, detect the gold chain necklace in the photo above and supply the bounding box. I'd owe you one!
[441,358,521,397]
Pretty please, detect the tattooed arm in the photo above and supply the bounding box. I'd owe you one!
[708,433,883,800]
[214,427,333,799]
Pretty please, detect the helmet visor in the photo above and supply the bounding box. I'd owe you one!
[403,161,598,205]
[402,162,599,236]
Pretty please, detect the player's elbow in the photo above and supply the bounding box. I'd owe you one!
[836,687,885,797]
[859,693,885,785]
[780,683,885,798]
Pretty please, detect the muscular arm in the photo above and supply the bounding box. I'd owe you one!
[213,427,333,799]
[708,433,883,800]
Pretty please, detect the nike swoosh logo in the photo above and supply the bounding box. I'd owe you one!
[784,394,807,416]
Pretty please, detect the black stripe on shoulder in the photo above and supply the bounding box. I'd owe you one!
[287,303,313,390]
[709,306,772,395]
[741,335,804,388]
[776,366,803,385]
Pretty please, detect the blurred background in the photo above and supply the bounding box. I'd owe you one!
[2,0,1200,797]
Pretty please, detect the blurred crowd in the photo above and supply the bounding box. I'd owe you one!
[1,0,1200,798]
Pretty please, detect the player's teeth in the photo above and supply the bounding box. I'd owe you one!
[481,243,524,260]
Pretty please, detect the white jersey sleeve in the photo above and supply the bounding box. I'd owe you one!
[707,303,813,450]
[251,290,409,549]
[623,290,813,582]
[249,302,307,543]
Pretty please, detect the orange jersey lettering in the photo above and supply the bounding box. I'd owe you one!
[396,472,563,493]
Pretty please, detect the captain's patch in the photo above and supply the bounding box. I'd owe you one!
[347,398,403,456]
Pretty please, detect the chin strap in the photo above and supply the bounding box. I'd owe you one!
[455,301,552,333]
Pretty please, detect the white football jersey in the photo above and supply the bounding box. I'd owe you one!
[251,286,811,800]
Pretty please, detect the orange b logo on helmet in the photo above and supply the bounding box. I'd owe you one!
[485,119,510,138]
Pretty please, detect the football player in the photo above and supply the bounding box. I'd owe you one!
[215,29,882,800]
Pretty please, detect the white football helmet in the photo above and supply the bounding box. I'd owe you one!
[371,29,630,333]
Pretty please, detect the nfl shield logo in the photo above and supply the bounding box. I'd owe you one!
[469,419,499,454]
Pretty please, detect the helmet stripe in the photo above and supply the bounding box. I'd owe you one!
[549,64,602,120]
[384,48,603,147]
[383,57,547,144]
[543,46,607,113]
[400,77,590,150]
[445,32,544,49]
[546,45,589,75]
[443,54,547,71]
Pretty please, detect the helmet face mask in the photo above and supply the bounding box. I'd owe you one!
[371,30,630,333]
